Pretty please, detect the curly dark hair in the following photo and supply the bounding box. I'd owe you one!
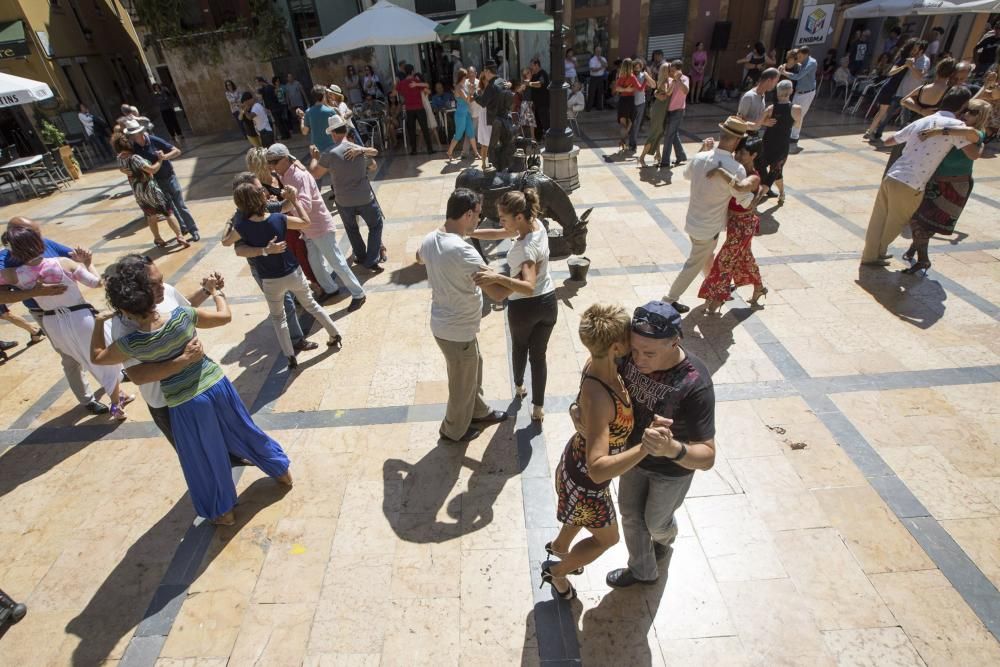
[104,254,156,317]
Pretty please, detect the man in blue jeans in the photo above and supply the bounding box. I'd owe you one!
[124,119,201,242]
[309,115,386,270]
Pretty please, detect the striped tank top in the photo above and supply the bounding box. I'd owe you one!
[114,306,224,407]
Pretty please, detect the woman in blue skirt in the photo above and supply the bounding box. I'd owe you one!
[89,254,291,525]
[445,67,481,161]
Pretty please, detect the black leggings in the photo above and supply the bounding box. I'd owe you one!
[507,291,558,407]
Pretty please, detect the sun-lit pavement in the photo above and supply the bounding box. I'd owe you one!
[1,98,999,666]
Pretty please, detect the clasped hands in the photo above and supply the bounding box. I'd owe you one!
[568,402,682,458]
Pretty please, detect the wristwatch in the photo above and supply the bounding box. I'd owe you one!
[667,441,688,461]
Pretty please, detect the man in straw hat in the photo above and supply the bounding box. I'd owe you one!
[662,116,755,313]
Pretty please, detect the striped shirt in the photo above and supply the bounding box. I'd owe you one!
[115,306,224,407]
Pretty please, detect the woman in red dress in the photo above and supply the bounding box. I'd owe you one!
[697,136,768,313]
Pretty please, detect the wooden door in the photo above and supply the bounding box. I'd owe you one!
[715,0,768,87]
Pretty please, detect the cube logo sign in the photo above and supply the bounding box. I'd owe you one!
[794,3,835,47]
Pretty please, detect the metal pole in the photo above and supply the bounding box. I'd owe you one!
[391,44,409,153]
[544,0,573,153]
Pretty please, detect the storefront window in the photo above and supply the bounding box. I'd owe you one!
[573,17,608,64]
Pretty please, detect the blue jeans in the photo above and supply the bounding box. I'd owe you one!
[305,231,365,299]
[340,198,385,268]
[629,101,646,148]
[661,109,687,166]
[249,264,304,344]
[158,173,199,234]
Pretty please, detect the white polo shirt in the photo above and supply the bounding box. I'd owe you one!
[683,147,755,241]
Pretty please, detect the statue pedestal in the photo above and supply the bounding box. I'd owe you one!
[541,146,580,193]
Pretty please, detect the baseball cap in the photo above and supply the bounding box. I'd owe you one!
[632,301,683,339]
[264,143,291,161]
[325,114,348,134]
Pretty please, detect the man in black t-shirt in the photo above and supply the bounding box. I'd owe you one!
[527,58,551,142]
[574,301,717,587]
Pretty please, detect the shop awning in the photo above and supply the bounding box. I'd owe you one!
[436,0,554,36]
[0,20,28,59]
[305,0,440,59]
[844,0,1000,18]
[0,71,53,107]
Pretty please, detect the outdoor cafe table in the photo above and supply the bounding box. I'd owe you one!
[0,154,44,198]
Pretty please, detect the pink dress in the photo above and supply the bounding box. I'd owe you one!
[3,257,122,395]
[691,50,708,83]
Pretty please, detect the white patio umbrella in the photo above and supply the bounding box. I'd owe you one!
[0,72,53,108]
[306,0,440,58]
[844,0,1000,18]
[306,0,440,151]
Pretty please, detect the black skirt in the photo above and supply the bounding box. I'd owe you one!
[617,94,636,122]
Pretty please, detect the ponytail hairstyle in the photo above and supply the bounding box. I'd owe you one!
[497,188,540,221]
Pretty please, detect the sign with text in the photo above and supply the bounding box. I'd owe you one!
[794,3,835,48]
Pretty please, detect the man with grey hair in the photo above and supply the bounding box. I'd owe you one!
[738,67,779,133]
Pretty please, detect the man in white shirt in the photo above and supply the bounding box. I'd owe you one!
[416,188,508,443]
[861,87,973,266]
[239,91,274,147]
[77,102,114,162]
[587,46,609,111]
[664,117,755,312]
[738,68,779,132]
[926,27,944,62]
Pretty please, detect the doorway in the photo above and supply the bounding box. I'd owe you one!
[715,0,767,87]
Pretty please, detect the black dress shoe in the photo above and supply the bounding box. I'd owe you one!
[293,339,319,353]
[347,296,367,312]
[287,355,298,369]
[471,410,507,426]
[671,301,690,314]
[673,158,686,167]
[317,289,341,302]
[0,340,17,351]
[606,568,657,588]
[189,232,201,242]
[439,426,481,443]
[84,399,110,415]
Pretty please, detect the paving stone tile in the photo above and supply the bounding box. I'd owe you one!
[685,494,788,582]
[821,627,925,667]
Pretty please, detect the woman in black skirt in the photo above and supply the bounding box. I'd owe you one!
[613,58,641,152]
[758,80,802,204]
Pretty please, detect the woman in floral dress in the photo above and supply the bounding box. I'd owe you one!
[541,304,648,600]
[114,133,189,249]
[698,136,767,313]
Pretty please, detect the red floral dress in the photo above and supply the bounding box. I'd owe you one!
[698,187,762,303]
[556,375,634,529]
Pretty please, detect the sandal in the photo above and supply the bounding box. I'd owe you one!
[175,236,191,248]
[153,238,168,248]
[110,393,135,422]
[544,542,584,575]
[328,334,343,349]
[212,510,236,526]
[27,329,45,346]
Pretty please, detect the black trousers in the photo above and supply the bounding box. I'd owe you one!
[507,291,558,407]
[161,108,183,138]
[405,109,433,153]
[534,104,549,142]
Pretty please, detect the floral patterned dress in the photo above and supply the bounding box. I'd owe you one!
[698,184,763,303]
[120,153,170,217]
[556,374,634,529]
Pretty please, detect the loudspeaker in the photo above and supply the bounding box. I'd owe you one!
[774,18,799,52]
[710,21,732,51]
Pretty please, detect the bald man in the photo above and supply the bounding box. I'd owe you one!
[0,217,109,414]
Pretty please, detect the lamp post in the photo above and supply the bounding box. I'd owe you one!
[541,0,580,191]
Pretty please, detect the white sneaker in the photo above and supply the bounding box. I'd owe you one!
[531,405,545,421]
[515,385,528,398]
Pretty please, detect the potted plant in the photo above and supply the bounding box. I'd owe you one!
[38,118,81,180]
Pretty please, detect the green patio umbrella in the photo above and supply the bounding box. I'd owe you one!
[435,0,553,36]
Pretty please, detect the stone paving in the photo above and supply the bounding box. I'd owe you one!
[0,99,999,666]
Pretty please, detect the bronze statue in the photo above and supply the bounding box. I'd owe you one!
[456,146,591,258]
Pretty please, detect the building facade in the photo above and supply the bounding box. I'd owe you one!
[0,0,152,155]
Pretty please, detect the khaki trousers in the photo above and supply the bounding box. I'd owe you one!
[435,335,490,440]
[261,268,340,357]
[665,235,719,303]
[861,177,923,263]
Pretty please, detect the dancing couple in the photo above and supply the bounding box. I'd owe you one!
[541,301,717,598]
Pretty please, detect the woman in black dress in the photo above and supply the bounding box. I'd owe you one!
[758,80,802,204]
[738,42,768,89]
[863,38,920,141]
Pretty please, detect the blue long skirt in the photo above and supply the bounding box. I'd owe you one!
[170,377,290,520]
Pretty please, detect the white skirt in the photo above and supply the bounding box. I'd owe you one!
[43,308,122,396]
[477,111,492,146]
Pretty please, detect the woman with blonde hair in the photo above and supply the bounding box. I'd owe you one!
[613,58,641,152]
[902,99,989,275]
[471,189,557,421]
[539,303,652,600]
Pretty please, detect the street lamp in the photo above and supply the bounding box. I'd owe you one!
[541,0,580,191]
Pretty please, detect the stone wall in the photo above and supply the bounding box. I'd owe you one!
[160,34,274,136]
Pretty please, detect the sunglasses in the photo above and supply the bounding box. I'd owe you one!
[266,158,283,165]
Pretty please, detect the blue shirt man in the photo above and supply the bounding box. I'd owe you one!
[304,103,337,152]
[779,48,818,141]
[124,120,200,240]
